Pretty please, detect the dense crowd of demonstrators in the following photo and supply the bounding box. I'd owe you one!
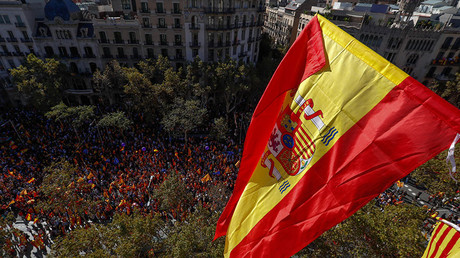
[0,108,241,255]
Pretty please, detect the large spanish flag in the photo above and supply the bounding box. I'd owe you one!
[423,220,460,257]
[215,14,460,257]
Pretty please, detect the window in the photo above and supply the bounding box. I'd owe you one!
[174,18,181,28]
[129,32,137,43]
[176,49,183,59]
[160,34,167,45]
[141,2,149,12]
[84,47,94,57]
[15,15,23,24]
[70,47,79,57]
[453,38,460,50]
[44,46,54,57]
[58,47,68,57]
[156,2,164,13]
[158,18,166,28]
[121,0,131,9]
[161,48,168,58]
[241,30,245,40]
[114,32,123,43]
[99,31,107,43]
[117,47,125,58]
[173,3,180,13]
[192,48,198,57]
[7,31,15,39]
[147,48,154,58]
[22,31,29,40]
[175,35,182,46]
[13,45,20,54]
[103,47,111,57]
[133,47,139,57]
[0,16,4,24]
[145,34,153,45]
[442,37,453,49]
[208,49,214,61]
[3,15,10,24]
[142,18,150,27]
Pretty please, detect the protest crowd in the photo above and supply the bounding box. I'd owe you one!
[0,108,241,255]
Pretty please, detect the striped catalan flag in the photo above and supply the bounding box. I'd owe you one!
[215,14,460,257]
[423,220,460,257]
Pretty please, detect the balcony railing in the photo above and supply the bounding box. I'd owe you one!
[15,22,25,27]
[160,41,168,46]
[128,39,139,44]
[189,41,201,47]
[204,7,235,13]
[174,41,183,46]
[171,9,182,14]
[6,38,18,42]
[116,54,127,59]
[142,24,152,28]
[113,39,125,44]
[145,41,154,45]
[140,8,150,13]
[130,54,142,59]
[83,54,96,58]
[21,38,32,43]
[0,38,5,42]
[102,54,113,58]
[98,39,110,44]
[189,24,200,30]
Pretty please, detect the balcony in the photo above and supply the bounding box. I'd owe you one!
[142,24,152,28]
[130,54,142,59]
[15,22,26,27]
[156,9,165,14]
[128,39,139,44]
[159,41,168,46]
[145,41,154,45]
[0,38,5,42]
[113,39,125,44]
[140,8,150,13]
[173,24,182,29]
[70,54,81,59]
[189,41,201,47]
[98,39,110,44]
[102,54,113,58]
[116,54,127,59]
[158,24,167,29]
[7,38,18,42]
[83,54,96,58]
[206,24,233,30]
[232,40,240,46]
[174,41,182,46]
[238,51,247,57]
[174,55,184,60]
[20,38,32,43]
[189,24,200,30]
[257,6,266,12]
[171,9,182,14]
[248,37,254,42]
[204,7,235,13]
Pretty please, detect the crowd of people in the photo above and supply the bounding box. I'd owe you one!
[0,108,241,255]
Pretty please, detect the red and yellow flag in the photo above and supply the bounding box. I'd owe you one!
[423,220,460,257]
[215,14,460,257]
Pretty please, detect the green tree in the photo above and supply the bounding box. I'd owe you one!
[411,145,460,200]
[161,98,206,143]
[46,103,94,142]
[10,54,67,110]
[302,203,427,257]
[165,207,225,257]
[36,160,102,222]
[97,111,133,137]
[430,73,460,108]
[92,60,126,105]
[52,211,165,257]
[153,172,193,213]
[211,117,229,141]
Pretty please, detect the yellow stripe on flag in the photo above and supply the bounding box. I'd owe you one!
[224,15,410,255]
[422,221,460,258]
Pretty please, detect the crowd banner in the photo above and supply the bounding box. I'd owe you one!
[423,219,460,257]
[215,14,460,257]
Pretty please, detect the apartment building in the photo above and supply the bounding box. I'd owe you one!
[0,0,45,106]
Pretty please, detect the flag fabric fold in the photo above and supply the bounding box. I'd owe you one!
[216,14,460,257]
[423,219,460,257]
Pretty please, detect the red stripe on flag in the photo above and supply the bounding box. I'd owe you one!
[430,226,453,258]
[229,77,460,257]
[214,16,326,240]
[439,229,460,258]
[425,223,447,258]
